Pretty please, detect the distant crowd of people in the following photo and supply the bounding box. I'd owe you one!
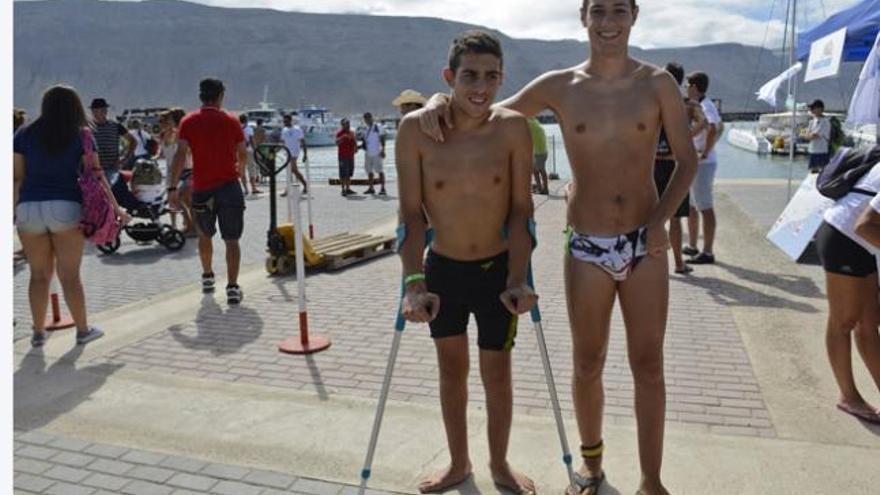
[11,79,432,345]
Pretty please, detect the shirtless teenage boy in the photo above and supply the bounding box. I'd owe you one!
[397,31,539,494]
[418,2,699,494]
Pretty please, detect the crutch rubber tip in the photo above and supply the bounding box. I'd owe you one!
[563,454,573,464]
[361,469,371,480]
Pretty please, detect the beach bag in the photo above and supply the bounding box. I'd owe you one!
[78,129,120,244]
[817,145,880,200]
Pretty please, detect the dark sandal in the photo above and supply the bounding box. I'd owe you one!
[837,402,880,425]
[568,471,605,495]
[566,441,605,495]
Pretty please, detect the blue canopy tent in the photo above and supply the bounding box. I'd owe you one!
[797,0,880,62]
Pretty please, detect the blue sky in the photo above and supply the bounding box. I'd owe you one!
[18,0,864,48]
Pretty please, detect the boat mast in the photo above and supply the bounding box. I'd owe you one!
[260,85,271,110]
[786,0,798,200]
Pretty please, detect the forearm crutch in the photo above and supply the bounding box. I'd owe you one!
[526,264,576,491]
[359,225,415,494]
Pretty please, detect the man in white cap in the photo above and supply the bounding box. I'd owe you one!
[392,89,428,116]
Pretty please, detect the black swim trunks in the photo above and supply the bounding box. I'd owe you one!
[424,250,517,351]
[815,221,877,278]
[653,160,691,218]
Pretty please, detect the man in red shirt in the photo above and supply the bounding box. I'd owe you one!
[335,118,357,196]
[168,78,248,304]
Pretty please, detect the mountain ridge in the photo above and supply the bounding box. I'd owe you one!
[14,0,861,117]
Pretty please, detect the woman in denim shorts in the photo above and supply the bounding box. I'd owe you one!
[13,85,125,347]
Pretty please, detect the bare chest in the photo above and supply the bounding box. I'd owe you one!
[554,82,661,149]
[421,139,510,195]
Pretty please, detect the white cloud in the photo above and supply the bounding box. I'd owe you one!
[22,0,866,48]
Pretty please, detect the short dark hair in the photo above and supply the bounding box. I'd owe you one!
[363,112,373,119]
[665,62,684,86]
[687,72,710,94]
[582,0,638,10]
[238,114,247,124]
[448,30,503,74]
[199,78,225,104]
[809,99,825,110]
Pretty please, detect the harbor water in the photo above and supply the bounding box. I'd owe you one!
[284,122,812,182]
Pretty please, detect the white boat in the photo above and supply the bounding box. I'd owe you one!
[378,117,399,140]
[851,124,878,145]
[240,86,286,142]
[243,107,284,127]
[727,126,771,154]
[756,110,812,155]
[296,106,340,147]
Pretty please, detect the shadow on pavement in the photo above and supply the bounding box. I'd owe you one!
[169,295,263,356]
[270,279,331,400]
[14,345,125,432]
[96,241,198,266]
[304,353,329,401]
[677,275,820,314]
[714,261,824,300]
[857,420,880,436]
[13,258,27,276]
[426,475,623,495]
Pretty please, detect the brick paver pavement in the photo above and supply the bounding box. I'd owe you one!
[12,184,400,341]
[14,429,397,495]
[92,193,774,437]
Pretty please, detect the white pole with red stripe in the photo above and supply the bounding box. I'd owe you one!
[304,156,315,239]
[278,183,330,355]
[285,156,294,223]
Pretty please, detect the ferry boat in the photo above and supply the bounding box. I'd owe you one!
[726,125,772,154]
[296,106,340,147]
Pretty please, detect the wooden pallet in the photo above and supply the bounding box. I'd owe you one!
[319,233,396,271]
[274,223,395,271]
[327,178,380,186]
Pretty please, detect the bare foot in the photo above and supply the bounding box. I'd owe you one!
[491,462,536,495]
[418,463,472,493]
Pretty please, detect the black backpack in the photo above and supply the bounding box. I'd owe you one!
[828,116,845,153]
[817,145,880,200]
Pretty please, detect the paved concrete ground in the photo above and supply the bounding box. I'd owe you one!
[12,183,399,340]
[15,429,396,495]
[12,179,880,494]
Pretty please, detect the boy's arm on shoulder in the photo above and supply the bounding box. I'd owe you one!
[650,71,698,225]
[396,116,428,277]
[496,70,564,118]
[504,114,535,287]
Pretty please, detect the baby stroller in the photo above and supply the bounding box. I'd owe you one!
[97,158,186,254]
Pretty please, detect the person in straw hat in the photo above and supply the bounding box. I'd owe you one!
[392,89,428,116]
